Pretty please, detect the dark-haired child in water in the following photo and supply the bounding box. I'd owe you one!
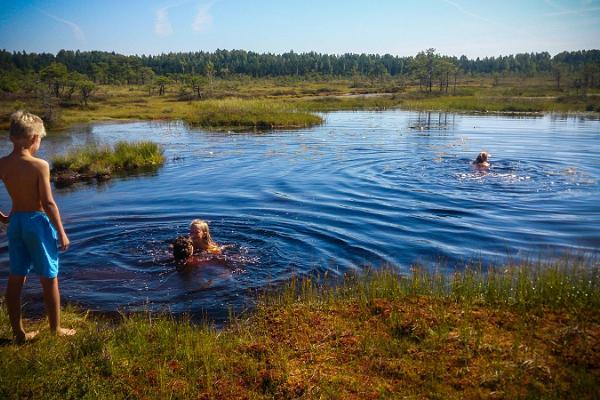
[172,235,194,266]
[473,151,490,168]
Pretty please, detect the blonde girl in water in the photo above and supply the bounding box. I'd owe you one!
[189,219,222,254]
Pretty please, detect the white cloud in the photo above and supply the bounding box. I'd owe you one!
[155,1,214,36]
[192,3,214,32]
[38,9,85,42]
[155,7,174,37]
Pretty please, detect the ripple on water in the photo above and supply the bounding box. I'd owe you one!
[0,111,598,319]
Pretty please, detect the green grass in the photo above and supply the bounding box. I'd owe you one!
[396,93,598,113]
[2,76,598,131]
[184,98,323,130]
[51,141,165,177]
[0,258,598,399]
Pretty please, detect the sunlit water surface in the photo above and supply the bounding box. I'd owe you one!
[1,111,598,319]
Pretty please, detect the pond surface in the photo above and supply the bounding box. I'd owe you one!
[1,111,599,319]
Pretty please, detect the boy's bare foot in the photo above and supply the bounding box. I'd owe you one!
[55,327,76,337]
[14,330,39,344]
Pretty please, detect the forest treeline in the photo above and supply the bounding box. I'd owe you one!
[2,48,600,76]
[1,48,599,91]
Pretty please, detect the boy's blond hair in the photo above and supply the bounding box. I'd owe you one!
[9,110,46,139]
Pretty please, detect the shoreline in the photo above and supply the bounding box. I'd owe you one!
[2,90,600,132]
[4,106,598,133]
[50,105,599,133]
[1,262,598,399]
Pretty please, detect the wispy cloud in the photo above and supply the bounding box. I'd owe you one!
[546,6,600,16]
[192,3,214,32]
[155,7,174,37]
[543,0,600,16]
[544,0,571,13]
[37,9,85,42]
[439,0,492,24]
[439,0,533,38]
[155,1,214,36]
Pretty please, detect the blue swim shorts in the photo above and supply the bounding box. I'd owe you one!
[7,211,59,278]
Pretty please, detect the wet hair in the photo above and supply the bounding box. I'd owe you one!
[172,235,193,263]
[189,219,219,252]
[9,110,46,139]
[474,151,489,164]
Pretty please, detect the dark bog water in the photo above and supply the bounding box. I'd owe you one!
[1,111,599,319]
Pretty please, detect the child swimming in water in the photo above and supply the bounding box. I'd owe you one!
[172,235,194,265]
[189,219,222,254]
[171,220,223,267]
[473,151,490,168]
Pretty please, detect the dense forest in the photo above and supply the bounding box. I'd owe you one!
[2,48,600,76]
[1,48,599,90]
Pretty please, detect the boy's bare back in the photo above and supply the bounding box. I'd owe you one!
[0,152,49,213]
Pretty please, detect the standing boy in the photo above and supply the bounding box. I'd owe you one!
[0,111,74,343]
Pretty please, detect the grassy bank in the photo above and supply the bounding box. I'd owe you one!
[0,258,598,399]
[184,99,323,130]
[397,92,600,114]
[50,141,164,185]
[1,76,599,131]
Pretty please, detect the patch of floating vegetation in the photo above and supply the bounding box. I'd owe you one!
[50,141,165,187]
[183,98,323,130]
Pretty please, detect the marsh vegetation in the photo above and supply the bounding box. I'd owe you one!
[0,259,597,399]
[50,141,164,186]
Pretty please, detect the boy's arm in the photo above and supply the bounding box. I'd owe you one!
[38,161,70,251]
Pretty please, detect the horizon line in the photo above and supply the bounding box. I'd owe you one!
[2,47,600,60]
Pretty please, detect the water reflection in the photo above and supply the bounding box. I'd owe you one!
[408,111,455,132]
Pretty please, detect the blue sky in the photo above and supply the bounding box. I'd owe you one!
[1,0,599,57]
